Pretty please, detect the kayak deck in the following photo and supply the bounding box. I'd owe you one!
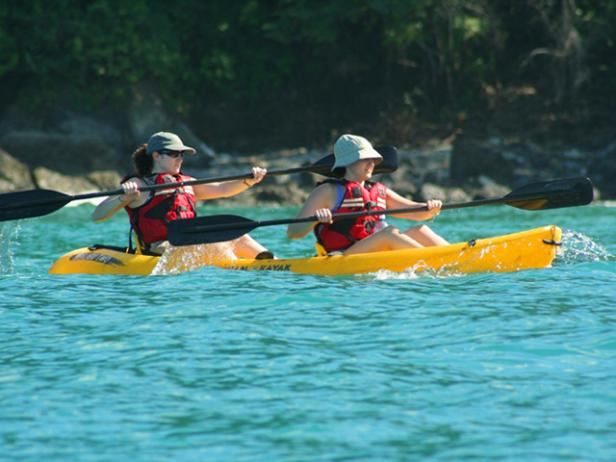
[214,225,562,275]
[48,225,562,276]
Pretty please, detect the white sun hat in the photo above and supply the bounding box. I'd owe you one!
[332,134,383,169]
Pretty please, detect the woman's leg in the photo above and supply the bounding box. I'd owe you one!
[403,224,449,246]
[232,234,269,258]
[343,226,423,255]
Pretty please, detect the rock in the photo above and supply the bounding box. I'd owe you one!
[32,167,98,194]
[127,85,172,141]
[127,86,214,169]
[389,163,420,185]
[87,170,123,190]
[390,181,419,199]
[0,130,122,175]
[256,183,309,205]
[58,111,124,151]
[447,187,473,203]
[0,104,45,134]
[451,136,517,184]
[588,140,616,197]
[0,148,35,191]
[0,179,15,191]
[419,183,471,202]
[471,176,510,199]
[169,122,216,166]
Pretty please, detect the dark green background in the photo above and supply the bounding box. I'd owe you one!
[1,0,614,149]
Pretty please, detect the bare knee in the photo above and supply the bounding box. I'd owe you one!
[383,226,401,236]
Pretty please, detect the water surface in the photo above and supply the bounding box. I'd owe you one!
[1,203,615,461]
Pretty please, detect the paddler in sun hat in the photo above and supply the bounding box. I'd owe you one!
[93,131,273,259]
[287,133,448,255]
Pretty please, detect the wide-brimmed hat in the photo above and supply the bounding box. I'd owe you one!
[332,134,383,169]
[146,132,196,155]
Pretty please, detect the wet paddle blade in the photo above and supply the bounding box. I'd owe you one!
[373,145,399,174]
[504,177,594,210]
[167,215,259,246]
[0,189,72,222]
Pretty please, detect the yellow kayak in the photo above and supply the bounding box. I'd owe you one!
[48,225,562,276]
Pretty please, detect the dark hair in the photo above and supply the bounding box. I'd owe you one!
[132,144,153,177]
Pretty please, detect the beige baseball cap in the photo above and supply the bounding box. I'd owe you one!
[332,134,383,169]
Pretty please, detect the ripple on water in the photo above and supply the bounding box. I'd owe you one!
[1,206,615,461]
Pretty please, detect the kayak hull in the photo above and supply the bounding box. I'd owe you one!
[214,225,562,275]
[48,245,159,276]
[48,225,562,277]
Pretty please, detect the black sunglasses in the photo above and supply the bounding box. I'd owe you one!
[158,149,185,158]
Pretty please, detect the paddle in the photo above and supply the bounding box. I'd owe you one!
[167,177,594,246]
[0,145,398,222]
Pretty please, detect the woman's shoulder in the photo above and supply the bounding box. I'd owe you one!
[312,181,340,195]
[305,181,340,208]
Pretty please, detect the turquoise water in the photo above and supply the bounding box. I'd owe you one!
[1,203,615,461]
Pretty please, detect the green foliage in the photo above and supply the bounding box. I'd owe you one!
[0,0,614,142]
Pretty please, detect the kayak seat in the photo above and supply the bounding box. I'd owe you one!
[255,251,275,260]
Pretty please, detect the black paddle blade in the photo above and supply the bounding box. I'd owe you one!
[0,189,72,222]
[167,215,259,246]
[309,145,399,178]
[504,177,594,210]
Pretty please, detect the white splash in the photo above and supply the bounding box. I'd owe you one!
[0,222,20,274]
[371,261,463,280]
[559,229,612,263]
[373,268,420,280]
[151,241,237,275]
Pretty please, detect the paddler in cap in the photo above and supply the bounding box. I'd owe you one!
[93,131,273,259]
[287,134,448,255]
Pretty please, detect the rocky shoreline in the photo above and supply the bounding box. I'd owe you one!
[1,99,614,206]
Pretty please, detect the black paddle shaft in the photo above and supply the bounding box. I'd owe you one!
[167,177,594,246]
[0,146,398,222]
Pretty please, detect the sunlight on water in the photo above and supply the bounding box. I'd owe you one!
[2,205,615,462]
[559,228,613,263]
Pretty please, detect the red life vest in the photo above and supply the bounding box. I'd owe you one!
[315,179,388,252]
[125,173,197,250]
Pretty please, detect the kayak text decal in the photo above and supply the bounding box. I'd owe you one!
[69,253,125,266]
[228,264,291,272]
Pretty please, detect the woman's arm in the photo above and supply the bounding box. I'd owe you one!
[287,184,337,239]
[91,179,144,222]
[386,189,442,221]
[193,167,267,201]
